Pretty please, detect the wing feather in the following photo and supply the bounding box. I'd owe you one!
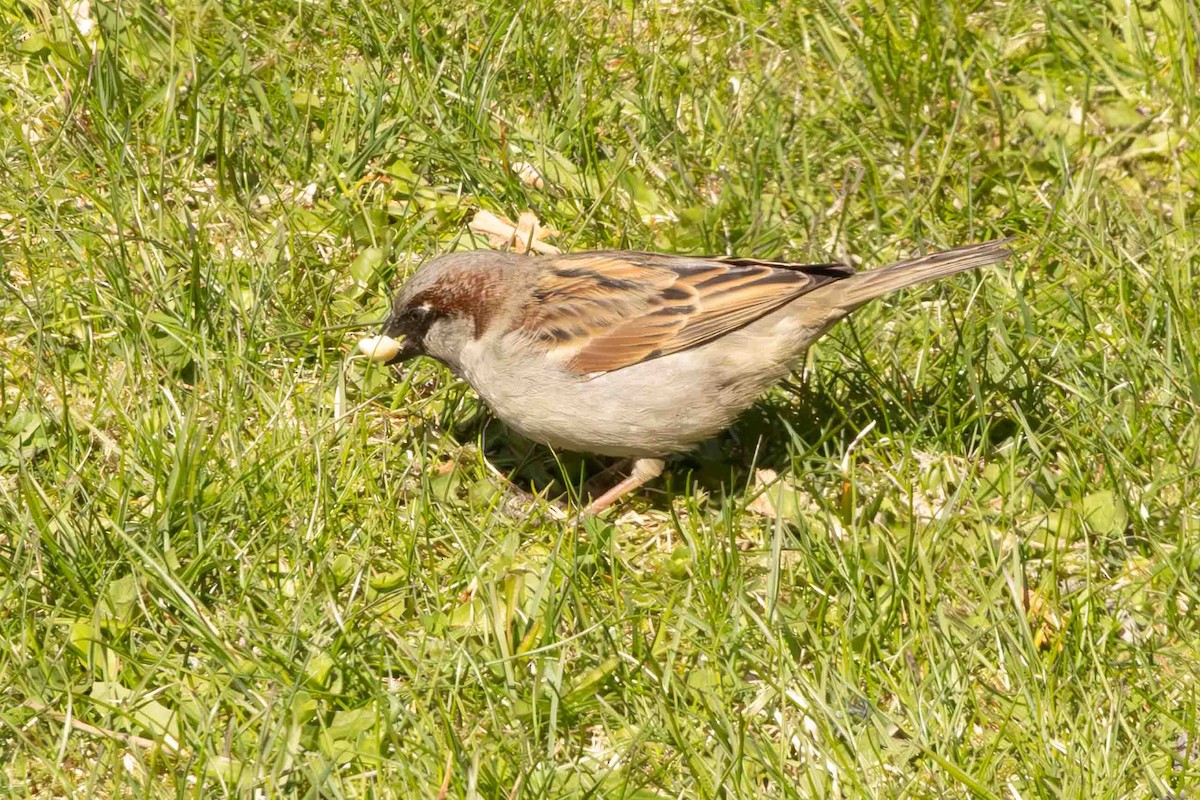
[512,251,852,375]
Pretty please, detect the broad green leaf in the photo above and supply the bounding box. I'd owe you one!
[1080,490,1127,535]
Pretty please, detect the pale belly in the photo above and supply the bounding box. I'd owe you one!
[456,310,831,458]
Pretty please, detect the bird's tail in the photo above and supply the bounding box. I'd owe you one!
[826,238,1014,312]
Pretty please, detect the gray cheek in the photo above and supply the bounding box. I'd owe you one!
[421,316,476,369]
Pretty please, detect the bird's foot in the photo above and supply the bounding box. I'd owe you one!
[585,457,665,515]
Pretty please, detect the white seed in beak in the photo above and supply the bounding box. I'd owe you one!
[357,335,402,362]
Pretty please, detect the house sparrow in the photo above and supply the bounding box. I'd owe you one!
[361,239,1013,512]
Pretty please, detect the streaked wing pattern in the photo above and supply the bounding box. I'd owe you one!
[513,251,853,374]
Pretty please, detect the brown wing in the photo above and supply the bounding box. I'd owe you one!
[513,251,854,375]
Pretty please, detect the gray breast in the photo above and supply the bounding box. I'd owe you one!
[455,318,808,457]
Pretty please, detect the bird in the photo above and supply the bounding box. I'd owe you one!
[359,238,1013,513]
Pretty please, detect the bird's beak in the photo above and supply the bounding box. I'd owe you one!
[357,334,404,364]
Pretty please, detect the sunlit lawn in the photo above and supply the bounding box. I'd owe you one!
[2,0,1199,796]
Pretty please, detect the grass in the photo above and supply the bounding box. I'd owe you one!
[2,0,1199,796]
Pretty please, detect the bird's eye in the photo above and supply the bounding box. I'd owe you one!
[410,303,436,320]
[404,304,442,329]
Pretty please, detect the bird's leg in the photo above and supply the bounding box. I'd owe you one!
[583,458,632,495]
[586,457,665,514]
